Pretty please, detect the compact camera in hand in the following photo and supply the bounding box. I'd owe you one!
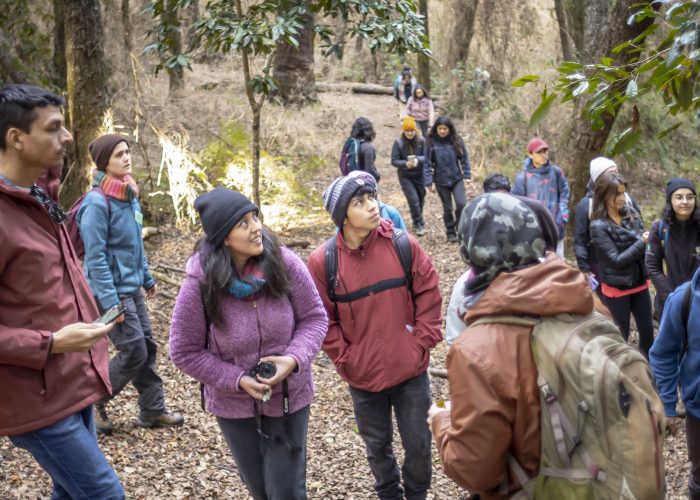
[248,361,277,379]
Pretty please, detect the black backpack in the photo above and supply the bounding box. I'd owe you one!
[324,229,414,322]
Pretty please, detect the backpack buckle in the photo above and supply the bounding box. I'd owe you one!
[541,383,556,404]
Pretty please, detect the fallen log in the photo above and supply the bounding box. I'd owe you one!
[429,367,448,379]
[151,270,182,287]
[316,81,393,95]
[143,226,159,239]
[284,240,311,249]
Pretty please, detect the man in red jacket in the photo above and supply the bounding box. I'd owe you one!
[0,84,123,498]
[307,171,443,499]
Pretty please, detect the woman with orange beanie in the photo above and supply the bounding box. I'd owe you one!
[391,117,427,236]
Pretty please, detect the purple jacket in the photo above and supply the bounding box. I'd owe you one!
[169,247,327,419]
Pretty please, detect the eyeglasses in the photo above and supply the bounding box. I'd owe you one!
[30,185,67,224]
[673,194,696,202]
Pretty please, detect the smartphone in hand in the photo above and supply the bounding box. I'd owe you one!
[96,302,125,324]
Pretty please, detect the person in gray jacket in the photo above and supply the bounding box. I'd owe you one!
[78,134,183,434]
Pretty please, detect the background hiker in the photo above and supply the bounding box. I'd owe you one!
[424,116,471,243]
[77,134,183,433]
[391,116,427,236]
[349,117,381,183]
[405,85,435,137]
[511,137,569,258]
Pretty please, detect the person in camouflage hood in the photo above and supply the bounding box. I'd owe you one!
[458,192,546,295]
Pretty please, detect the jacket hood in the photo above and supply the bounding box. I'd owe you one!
[585,179,594,196]
[0,177,34,201]
[523,157,552,174]
[185,253,205,280]
[466,254,593,323]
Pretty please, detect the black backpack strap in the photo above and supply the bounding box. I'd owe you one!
[392,229,414,300]
[683,283,693,333]
[324,236,340,322]
[200,284,210,412]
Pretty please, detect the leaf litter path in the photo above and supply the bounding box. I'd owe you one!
[0,91,689,499]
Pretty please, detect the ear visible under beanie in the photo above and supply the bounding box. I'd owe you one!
[323,171,377,228]
[666,177,696,200]
[194,187,258,247]
[89,134,129,171]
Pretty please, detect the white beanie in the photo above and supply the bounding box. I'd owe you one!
[590,157,617,182]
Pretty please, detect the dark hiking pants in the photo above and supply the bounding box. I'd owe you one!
[398,175,426,228]
[436,181,467,237]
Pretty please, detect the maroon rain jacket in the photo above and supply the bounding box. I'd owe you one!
[0,179,111,436]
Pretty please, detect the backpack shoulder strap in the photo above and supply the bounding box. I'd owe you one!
[324,236,339,303]
[392,229,413,296]
[657,219,669,249]
[682,283,693,333]
[199,284,210,412]
[470,314,540,328]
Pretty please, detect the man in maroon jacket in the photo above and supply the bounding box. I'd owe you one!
[0,84,123,498]
[307,171,443,499]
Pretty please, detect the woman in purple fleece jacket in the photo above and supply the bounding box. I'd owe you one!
[169,188,327,500]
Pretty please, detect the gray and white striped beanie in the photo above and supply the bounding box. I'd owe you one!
[323,171,377,228]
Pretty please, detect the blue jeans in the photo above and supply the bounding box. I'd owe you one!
[349,372,432,500]
[9,406,124,499]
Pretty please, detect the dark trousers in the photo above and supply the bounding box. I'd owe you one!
[436,181,467,236]
[217,405,310,500]
[348,372,432,500]
[398,175,426,227]
[416,120,429,137]
[688,412,700,499]
[602,288,654,359]
[103,291,165,417]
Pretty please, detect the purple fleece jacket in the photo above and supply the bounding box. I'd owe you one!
[169,247,327,419]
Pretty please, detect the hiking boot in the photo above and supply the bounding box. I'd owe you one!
[447,234,458,243]
[136,411,184,429]
[415,225,425,237]
[94,403,113,435]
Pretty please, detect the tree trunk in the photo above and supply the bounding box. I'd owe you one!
[61,0,108,207]
[53,0,67,89]
[121,0,133,55]
[553,0,573,61]
[446,0,479,70]
[563,0,654,212]
[417,0,431,91]
[272,9,317,106]
[252,105,261,208]
[563,0,585,59]
[0,29,30,84]
[163,0,184,95]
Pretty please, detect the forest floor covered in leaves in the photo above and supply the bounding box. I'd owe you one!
[0,91,692,498]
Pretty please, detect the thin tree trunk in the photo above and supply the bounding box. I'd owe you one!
[0,29,29,84]
[121,0,133,54]
[417,0,431,91]
[163,0,184,95]
[553,0,573,61]
[235,0,263,208]
[61,0,108,207]
[53,0,66,89]
[563,0,654,211]
[447,0,479,69]
[272,7,317,105]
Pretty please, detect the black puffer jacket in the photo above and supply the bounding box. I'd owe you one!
[590,212,647,289]
[391,136,426,180]
[574,181,641,273]
[424,136,470,187]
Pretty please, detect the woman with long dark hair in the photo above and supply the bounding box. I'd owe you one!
[406,85,435,137]
[590,172,653,358]
[391,117,427,235]
[424,116,471,242]
[350,117,381,182]
[646,178,700,320]
[169,188,327,499]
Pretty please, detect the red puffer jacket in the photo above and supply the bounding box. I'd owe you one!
[0,180,111,436]
[307,219,442,392]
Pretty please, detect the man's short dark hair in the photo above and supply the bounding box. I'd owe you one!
[483,173,511,193]
[0,84,64,150]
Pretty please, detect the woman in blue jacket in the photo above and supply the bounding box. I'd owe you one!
[78,134,183,434]
[424,116,471,242]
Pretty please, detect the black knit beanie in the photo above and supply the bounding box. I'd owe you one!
[666,177,696,201]
[194,187,258,247]
[89,134,129,171]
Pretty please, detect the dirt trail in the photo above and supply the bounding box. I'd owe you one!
[0,90,689,499]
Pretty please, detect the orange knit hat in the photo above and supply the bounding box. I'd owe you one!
[402,116,417,132]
